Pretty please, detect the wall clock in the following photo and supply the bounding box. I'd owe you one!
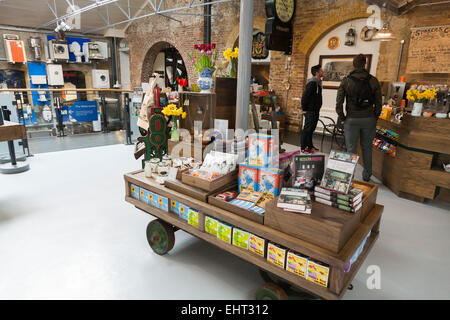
[266,0,296,24]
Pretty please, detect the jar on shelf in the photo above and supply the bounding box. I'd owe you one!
[144,160,152,178]
[157,162,169,176]
[149,158,160,173]
[162,155,172,167]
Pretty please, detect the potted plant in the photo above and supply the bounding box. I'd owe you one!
[406,87,437,116]
[223,47,239,78]
[162,103,187,142]
[188,43,217,93]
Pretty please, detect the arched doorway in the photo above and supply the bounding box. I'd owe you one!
[141,42,188,91]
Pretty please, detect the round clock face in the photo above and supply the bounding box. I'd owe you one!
[275,0,295,23]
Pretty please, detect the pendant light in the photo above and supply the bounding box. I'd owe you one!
[373,3,396,41]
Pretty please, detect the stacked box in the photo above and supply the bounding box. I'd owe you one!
[157,195,169,212]
[188,208,200,228]
[130,184,140,200]
[249,233,266,257]
[258,168,284,199]
[217,221,233,244]
[286,251,308,278]
[238,163,259,192]
[267,242,287,269]
[148,191,158,208]
[232,227,250,250]
[205,216,219,236]
[248,133,275,168]
[178,203,189,221]
[306,260,330,288]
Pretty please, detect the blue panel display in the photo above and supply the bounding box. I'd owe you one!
[27,62,50,108]
[68,101,98,122]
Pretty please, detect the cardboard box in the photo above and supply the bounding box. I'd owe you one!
[178,203,189,221]
[217,221,233,244]
[306,260,330,288]
[248,133,275,167]
[157,195,169,212]
[188,208,200,228]
[258,168,284,199]
[286,251,308,278]
[205,216,219,236]
[148,191,158,207]
[182,169,238,193]
[130,184,140,200]
[232,227,249,250]
[238,163,259,192]
[249,233,266,257]
[267,242,287,269]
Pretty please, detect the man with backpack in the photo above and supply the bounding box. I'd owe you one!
[336,54,382,182]
[301,64,323,154]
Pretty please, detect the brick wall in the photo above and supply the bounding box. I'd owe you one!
[125,0,450,124]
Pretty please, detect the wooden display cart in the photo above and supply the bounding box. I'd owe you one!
[124,170,383,300]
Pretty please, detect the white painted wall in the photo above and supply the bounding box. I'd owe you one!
[307,18,380,127]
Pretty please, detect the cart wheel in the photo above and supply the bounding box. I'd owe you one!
[256,283,288,300]
[348,284,354,290]
[259,269,292,291]
[146,219,175,255]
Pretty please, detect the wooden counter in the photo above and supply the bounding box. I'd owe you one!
[0,121,26,142]
[361,114,450,203]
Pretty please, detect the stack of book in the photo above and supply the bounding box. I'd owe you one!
[313,186,364,213]
[276,188,312,215]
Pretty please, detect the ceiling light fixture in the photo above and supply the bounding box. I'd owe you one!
[373,2,396,41]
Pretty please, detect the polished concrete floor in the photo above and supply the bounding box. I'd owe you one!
[0,144,449,300]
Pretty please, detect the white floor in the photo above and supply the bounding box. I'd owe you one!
[0,144,449,300]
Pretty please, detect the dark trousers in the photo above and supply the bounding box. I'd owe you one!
[301,111,320,150]
[344,117,377,181]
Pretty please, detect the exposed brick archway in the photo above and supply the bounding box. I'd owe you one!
[140,41,191,85]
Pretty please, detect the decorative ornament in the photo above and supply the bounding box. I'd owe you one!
[327,36,340,50]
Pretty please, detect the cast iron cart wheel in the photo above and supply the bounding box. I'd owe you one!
[146,219,175,255]
[259,269,320,300]
[256,282,289,300]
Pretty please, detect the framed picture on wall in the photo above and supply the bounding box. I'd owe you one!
[319,54,372,89]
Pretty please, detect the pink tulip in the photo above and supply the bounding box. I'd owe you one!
[200,50,205,55]
[206,50,212,56]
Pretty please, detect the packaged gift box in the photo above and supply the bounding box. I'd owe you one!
[232,227,250,250]
[217,221,233,244]
[286,251,309,278]
[157,194,169,212]
[205,216,219,237]
[267,242,287,269]
[249,233,267,257]
[131,184,140,200]
[306,260,330,288]
[188,208,200,228]
[258,168,284,199]
[238,163,259,192]
[248,133,275,168]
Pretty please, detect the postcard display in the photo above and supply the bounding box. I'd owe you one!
[125,140,382,299]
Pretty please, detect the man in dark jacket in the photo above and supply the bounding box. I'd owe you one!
[336,54,382,182]
[301,64,323,153]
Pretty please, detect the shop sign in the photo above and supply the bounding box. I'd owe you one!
[68,101,98,122]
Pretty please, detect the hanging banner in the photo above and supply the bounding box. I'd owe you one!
[68,101,98,122]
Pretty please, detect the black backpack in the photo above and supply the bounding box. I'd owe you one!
[348,75,373,109]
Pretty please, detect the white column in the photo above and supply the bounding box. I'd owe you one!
[235,0,254,131]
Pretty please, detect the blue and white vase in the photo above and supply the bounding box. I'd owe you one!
[197,67,215,93]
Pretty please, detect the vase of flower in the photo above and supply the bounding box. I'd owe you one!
[171,116,180,141]
[162,104,186,142]
[197,67,215,93]
[223,47,239,78]
[188,43,217,94]
[407,87,437,117]
[411,102,423,117]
